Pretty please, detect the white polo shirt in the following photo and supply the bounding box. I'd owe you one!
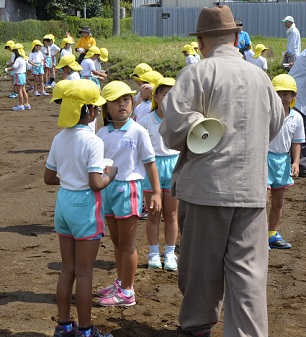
[96,118,155,181]
[269,109,305,153]
[138,111,179,156]
[248,56,268,71]
[67,71,81,81]
[50,43,60,57]
[133,100,152,122]
[80,58,96,77]
[29,51,44,64]
[46,125,105,190]
[13,57,26,73]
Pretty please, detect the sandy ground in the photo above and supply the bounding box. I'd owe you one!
[0,77,305,337]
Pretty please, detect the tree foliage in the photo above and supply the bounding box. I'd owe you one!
[19,0,132,20]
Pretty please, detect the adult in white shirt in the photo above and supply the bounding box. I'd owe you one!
[281,16,301,64]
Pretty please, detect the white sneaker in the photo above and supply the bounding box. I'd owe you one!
[12,105,25,111]
[24,104,31,110]
[34,91,40,96]
[51,81,56,88]
[147,253,162,269]
[41,91,49,96]
[164,254,177,271]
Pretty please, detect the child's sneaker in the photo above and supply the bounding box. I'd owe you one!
[12,105,24,111]
[26,86,34,92]
[98,287,136,306]
[164,253,178,271]
[24,104,31,110]
[97,279,120,297]
[41,91,49,96]
[269,232,292,249]
[51,81,57,88]
[53,321,77,337]
[147,253,162,269]
[9,92,18,98]
[34,91,40,96]
[75,325,113,337]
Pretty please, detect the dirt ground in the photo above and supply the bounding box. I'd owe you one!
[0,77,305,337]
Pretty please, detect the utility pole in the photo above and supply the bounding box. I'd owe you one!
[84,1,87,19]
[113,0,120,36]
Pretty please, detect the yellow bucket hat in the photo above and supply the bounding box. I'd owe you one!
[32,39,43,49]
[101,81,136,102]
[151,77,176,111]
[50,80,72,103]
[99,48,108,62]
[130,63,152,78]
[43,34,52,41]
[60,37,75,49]
[51,80,105,127]
[138,70,164,87]
[13,43,27,59]
[5,40,15,49]
[253,44,269,58]
[182,44,190,52]
[48,34,55,42]
[272,74,297,108]
[190,41,199,49]
[84,46,101,59]
[55,54,83,71]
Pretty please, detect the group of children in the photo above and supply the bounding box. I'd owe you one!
[45,59,181,336]
[4,29,109,112]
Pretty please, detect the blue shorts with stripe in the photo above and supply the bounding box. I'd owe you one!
[80,75,101,89]
[32,63,44,75]
[102,180,143,218]
[143,155,178,192]
[54,187,105,240]
[267,152,294,189]
[13,73,26,86]
[44,57,52,69]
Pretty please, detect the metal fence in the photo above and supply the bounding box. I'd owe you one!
[132,2,306,38]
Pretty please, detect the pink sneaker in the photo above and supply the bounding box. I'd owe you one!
[97,279,120,297]
[98,287,136,306]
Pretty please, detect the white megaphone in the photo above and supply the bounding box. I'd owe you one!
[187,117,223,154]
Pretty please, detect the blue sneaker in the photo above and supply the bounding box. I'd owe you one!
[9,92,18,98]
[269,232,292,249]
[75,325,113,337]
[53,321,77,337]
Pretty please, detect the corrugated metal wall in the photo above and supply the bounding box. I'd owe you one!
[132,2,306,38]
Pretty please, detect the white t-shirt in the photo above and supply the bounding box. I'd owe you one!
[247,56,268,71]
[67,71,81,81]
[96,118,155,181]
[80,58,96,77]
[29,51,44,64]
[133,100,152,122]
[244,49,255,61]
[46,124,105,190]
[138,111,179,156]
[13,57,26,73]
[60,48,72,58]
[41,46,51,59]
[186,55,198,65]
[50,43,60,56]
[269,109,305,153]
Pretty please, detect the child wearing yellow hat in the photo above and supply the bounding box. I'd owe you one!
[28,40,49,96]
[247,44,269,72]
[93,47,109,86]
[96,81,162,306]
[182,44,199,66]
[60,37,74,58]
[55,54,82,80]
[267,74,305,250]
[80,46,107,88]
[190,41,201,61]
[138,77,179,271]
[5,44,31,111]
[46,79,117,337]
[4,40,19,98]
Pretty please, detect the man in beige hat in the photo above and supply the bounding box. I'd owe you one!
[159,5,284,337]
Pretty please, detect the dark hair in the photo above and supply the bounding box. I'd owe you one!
[155,84,172,95]
[80,104,93,120]
[13,49,21,61]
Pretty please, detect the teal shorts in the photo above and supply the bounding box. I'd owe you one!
[102,180,143,219]
[13,73,26,86]
[44,57,52,69]
[142,155,178,192]
[267,152,294,189]
[32,63,44,75]
[54,187,105,240]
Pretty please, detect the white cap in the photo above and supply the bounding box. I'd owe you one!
[281,16,294,23]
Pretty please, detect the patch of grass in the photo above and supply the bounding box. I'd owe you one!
[1,36,305,81]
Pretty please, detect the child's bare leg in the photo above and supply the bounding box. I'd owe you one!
[268,189,285,231]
